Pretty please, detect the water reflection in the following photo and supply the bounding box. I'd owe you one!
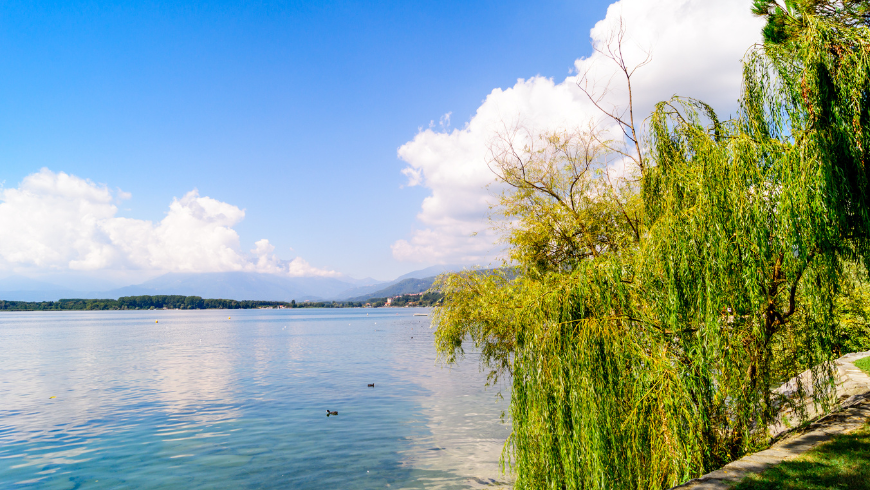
[387,318,512,488]
[0,309,511,489]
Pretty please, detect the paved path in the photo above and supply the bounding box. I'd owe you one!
[768,350,870,438]
[671,351,870,490]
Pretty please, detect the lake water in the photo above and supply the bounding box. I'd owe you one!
[0,309,511,489]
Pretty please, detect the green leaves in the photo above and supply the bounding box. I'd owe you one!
[752,0,777,17]
[432,3,870,488]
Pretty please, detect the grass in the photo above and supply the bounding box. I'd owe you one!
[731,422,870,489]
[730,354,870,489]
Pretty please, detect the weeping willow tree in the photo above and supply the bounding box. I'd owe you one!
[433,2,870,489]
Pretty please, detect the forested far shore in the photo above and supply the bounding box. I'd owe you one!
[0,292,443,311]
[0,296,290,311]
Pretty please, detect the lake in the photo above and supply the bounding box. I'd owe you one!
[0,308,511,489]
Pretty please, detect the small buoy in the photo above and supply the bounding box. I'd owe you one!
[49,396,56,399]
[155,320,158,323]
[228,317,231,320]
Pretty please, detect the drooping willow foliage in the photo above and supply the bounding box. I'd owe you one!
[433,3,870,489]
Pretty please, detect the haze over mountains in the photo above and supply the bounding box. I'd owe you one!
[0,265,468,303]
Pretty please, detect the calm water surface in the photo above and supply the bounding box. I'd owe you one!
[0,309,511,489]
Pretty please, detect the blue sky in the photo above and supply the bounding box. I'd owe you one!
[0,0,614,281]
[0,1,762,285]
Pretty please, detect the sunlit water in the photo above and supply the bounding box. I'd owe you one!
[0,309,511,489]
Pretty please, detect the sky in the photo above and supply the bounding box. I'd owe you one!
[0,0,763,288]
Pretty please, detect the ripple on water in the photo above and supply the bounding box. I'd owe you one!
[0,309,511,489]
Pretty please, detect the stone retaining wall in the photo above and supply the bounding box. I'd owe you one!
[671,351,870,490]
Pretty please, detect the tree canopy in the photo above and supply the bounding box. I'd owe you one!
[433,2,870,488]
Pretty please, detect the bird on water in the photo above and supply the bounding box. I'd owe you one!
[326,410,338,416]
[367,383,375,387]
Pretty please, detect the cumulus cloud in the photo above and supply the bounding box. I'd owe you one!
[0,168,338,277]
[393,0,764,265]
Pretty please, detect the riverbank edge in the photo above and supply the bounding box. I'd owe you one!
[671,351,870,490]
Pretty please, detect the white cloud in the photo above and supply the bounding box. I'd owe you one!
[0,168,338,277]
[286,257,339,277]
[393,0,764,264]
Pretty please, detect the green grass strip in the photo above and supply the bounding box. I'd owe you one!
[855,356,870,375]
[733,423,870,489]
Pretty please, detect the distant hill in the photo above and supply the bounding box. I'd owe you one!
[0,275,67,291]
[0,275,86,301]
[0,289,88,302]
[343,267,519,302]
[331,282,394,301]
[0,265,480,303]
[333,264,467,301]
[339,276,384,287]
[105,272,357,301]
[392,264,466,282]
[346,276,437,302]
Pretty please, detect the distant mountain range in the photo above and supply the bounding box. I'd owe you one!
[105,272,354,301]
[0,264,469,303]
[345,277,437,302]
